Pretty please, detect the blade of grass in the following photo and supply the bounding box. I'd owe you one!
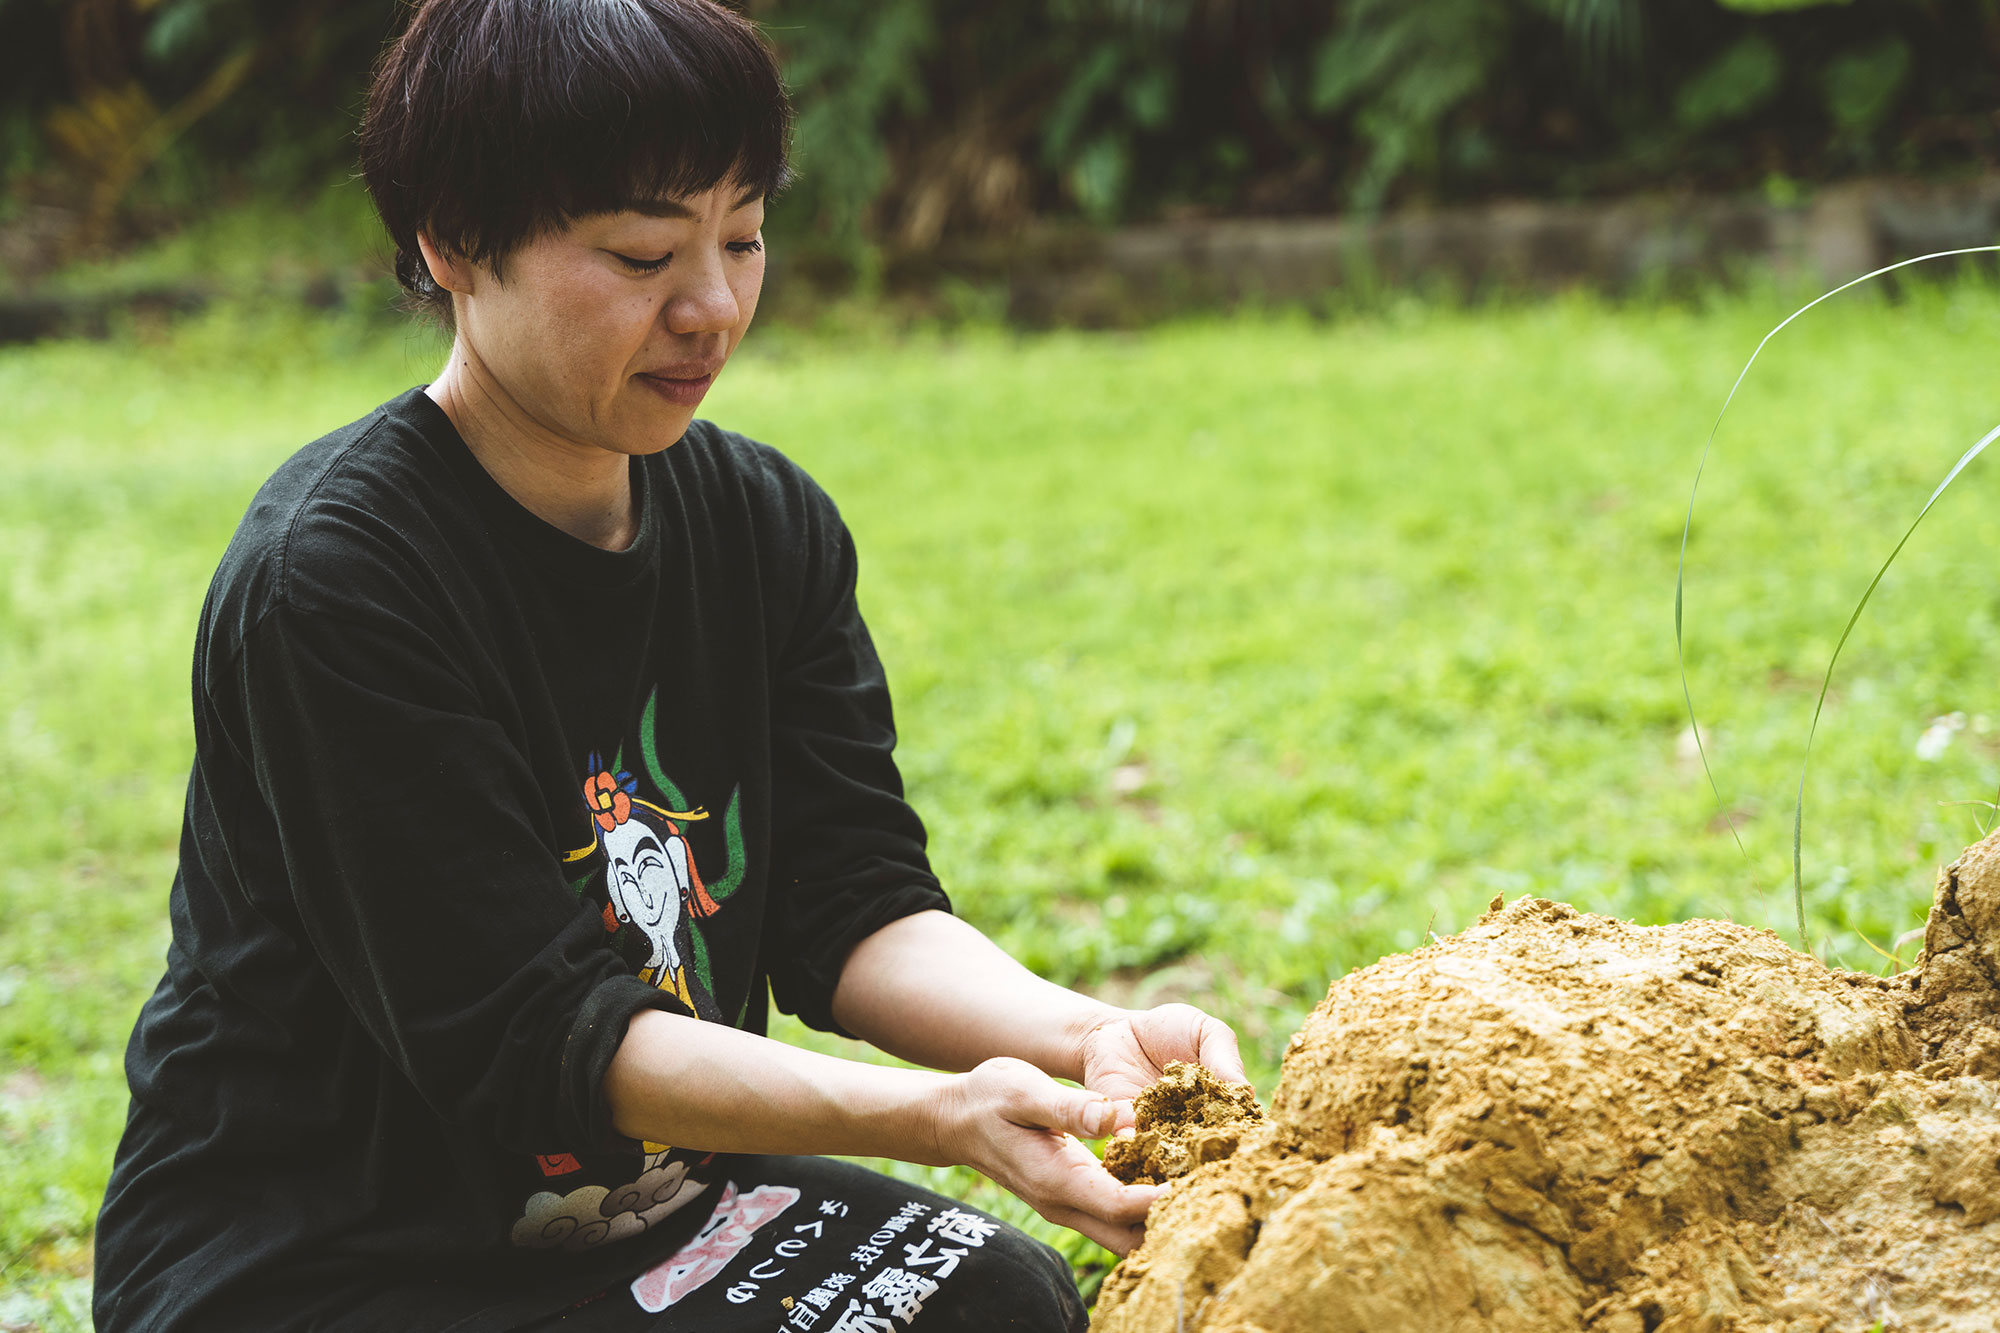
[1790,418,2000,950]
[1675,246,2000,952]
[1852,927,1903,972]
[1939,797,1997,838]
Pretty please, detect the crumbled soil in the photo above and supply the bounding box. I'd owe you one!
[1094,831,2000,1333]
[1105,1061,1265,1186]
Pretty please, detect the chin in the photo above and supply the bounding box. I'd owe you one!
[607,412,695,456]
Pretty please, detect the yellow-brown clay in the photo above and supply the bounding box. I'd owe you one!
[1095,831,2000,1333]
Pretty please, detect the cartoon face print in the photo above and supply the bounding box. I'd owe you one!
[603,813,695,973]
[577,755,722,1015]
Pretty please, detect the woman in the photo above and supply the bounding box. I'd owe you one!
[93,1,1243,1328]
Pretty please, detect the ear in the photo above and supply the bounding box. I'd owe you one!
[415,232,472,295]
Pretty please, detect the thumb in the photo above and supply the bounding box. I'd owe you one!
[1042,1087,1121,1140]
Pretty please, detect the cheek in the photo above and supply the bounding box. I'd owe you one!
[733,258,766,324]
[534,277,655,383]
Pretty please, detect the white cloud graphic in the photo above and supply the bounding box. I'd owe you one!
[511,1156,709,1252]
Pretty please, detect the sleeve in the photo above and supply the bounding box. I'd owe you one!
[223,598,692,1154]
[760,478,951,1033]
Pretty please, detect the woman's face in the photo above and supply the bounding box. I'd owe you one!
[444,180,766,457]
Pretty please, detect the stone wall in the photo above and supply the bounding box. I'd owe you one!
[8,175,2000,342]
[895,175,2000,327]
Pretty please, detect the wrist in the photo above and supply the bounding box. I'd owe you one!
[914,1068,967,1170]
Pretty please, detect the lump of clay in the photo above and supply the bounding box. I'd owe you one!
[1905,831,2000,1074]
[1103,1061,1265,1186]
[1095,830,2000,1333]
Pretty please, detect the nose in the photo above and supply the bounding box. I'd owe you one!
[662,247,740,336]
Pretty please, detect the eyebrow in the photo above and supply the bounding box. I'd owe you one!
[628,185,765,220]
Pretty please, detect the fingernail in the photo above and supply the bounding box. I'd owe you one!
[1083,1099,1111,1137]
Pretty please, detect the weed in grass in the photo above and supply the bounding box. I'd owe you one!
[1676,247,2000,952]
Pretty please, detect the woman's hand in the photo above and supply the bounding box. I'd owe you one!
[1076,1003,1248,1129]
[928,1057,1160,1254]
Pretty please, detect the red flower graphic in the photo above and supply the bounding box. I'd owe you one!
[585,770,632,831]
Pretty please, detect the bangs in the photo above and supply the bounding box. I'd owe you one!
[361,0,793,307]
[513,0,793,225]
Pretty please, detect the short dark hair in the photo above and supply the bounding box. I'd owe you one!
[359,0,793,316]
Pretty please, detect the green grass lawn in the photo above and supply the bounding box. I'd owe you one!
[5,278,2000,1325]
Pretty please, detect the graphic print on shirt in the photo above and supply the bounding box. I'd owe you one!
[509,689,749,1252]
[625,1189,997,1324]
[510,1153,712,1252]
[628,1180,800,1311]
[565,687,749,1025]
[577,757,723,1018]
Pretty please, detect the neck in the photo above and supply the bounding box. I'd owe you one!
[426,348,639,552]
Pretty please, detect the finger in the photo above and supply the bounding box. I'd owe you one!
[1053,1183,1158,1255]
[1047,1147,1162,1226]
[1040,1203,1147,1256]
[1102,1180,1163,1225]
[1033,1153,1161,1255]
[1017,1140,1163,1252]
[1197,1016,1249,1085]
[1132,1003,1230,1078]
[1025,1084,1124,1140]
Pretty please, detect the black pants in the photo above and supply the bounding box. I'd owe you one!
[515,1156,1086,1332]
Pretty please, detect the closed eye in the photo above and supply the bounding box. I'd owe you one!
[611,240,763,273]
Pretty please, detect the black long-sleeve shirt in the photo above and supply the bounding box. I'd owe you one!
[94,388,948,1331]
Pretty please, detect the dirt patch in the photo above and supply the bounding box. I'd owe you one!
[1104,1061,1264,1186]
[1095,832,2000,1333]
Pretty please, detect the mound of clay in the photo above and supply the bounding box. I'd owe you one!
[1104,1061,1264,1186]
[1096,831,2000,1333]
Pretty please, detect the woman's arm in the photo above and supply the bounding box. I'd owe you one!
[604,1011,958,1160]
[602,1007,1159,1251]
[829,909,1122,1080]
[602,909,1246,1253]
[827,909,1246,1099]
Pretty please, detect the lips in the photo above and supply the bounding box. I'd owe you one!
[637,364,718,407]
[647,363,721,380]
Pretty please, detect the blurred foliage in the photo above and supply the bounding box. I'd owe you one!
[1,0,399,229]
[2,0,1998,258]
[771,0,2000,245]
